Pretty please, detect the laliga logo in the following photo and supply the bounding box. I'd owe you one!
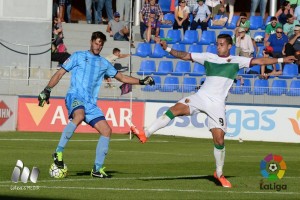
[288,110,300,136]
[260,154,286,181]
[11,160,39,183]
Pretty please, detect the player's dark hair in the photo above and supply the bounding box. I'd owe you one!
[113,48,120,54]
[91,31,107,42]
[217,34,233,45]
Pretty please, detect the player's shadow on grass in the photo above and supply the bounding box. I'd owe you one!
[74,170,118,178]
[140,175,235,187]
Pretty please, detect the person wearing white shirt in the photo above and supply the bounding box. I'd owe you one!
[190,0,211,32]
[236,28,254,57]
[205,0,224,18]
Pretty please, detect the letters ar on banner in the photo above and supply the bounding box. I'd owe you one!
[18,97,144,133]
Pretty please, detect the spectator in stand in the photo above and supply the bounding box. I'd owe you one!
[211,4,228,26]
[58,0,66,22]
[294,4,300,21]
[283,14,300,37]
[190,0,211,32]
[223,0,235,24]
[250,0,268,20]
[116,0,131,23]
[107,12,130,41]
[205,0,223,18]
[145,10,162,42]
[85,0,99,24]
[275,0,294,26]
[53,0,59,18]
[285,25,300,58]
[139,0,163,41]
[97,0,113,24]
[235,28,254,57]
[65,0,72,23]
[289,0,300,9]
[187,0,198,13]
[266,27,288,58]
[264,16,282,46]
[173,0,191,34]
[260,47,282,79]
[235,12,250,35]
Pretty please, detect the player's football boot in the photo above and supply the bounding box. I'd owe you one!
[130,126,147,143]
[91,167,109,178]
[214,171,232,188]
[52,152,64,169]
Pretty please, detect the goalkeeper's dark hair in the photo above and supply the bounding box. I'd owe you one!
[91,31,107,42]
[217,34,233,45]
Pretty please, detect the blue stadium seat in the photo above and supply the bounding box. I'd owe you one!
[160,76,180,92]
[262,16,272,29]
[166,43,186,58]
[242,65,260,78]
[188,44,203,53]
[251,79,269,95]
[226,15,239,29]
[253,32,265,46]
[150,29,165,43]
[250,16,264,30]
[287,80,300,96]
[141,76,161,92]
[158,0,178,14]
[171,61,191,76]
[154,60,173,75]
[181,77,197,93]
[209,15,227,29]
[237,68,245,75]
[150,43,168,58]
[230,45,236,55]
[256,46,265,58]
[180,30,199,44]
[206,45,217,54]
[137,60,156,75]
[166,29,182,44]
[219,30,234,37]
[268,79,287,96]
[134,43,152,57]
[231,79,251,94]
[280,64,299,79]
[161,13,175,28]
[190,63,206,76]
[198,31,216,45]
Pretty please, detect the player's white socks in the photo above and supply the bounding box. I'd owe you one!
[214,146,225,178]
[145,113,172,138]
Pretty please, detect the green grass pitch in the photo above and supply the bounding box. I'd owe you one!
[0,132,299,200]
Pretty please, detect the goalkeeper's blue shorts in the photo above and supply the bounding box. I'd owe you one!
[65,93,105,127]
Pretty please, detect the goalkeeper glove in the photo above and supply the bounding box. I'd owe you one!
[38,87,52,107]
[139,76,155,86]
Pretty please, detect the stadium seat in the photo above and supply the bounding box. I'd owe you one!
[134,43,152,57]
[230,45,236,55]
[226,15,239,29]
[190,63,206,76]
[242,65,260,78]
[209,15,227,29]
[256,46,265,58]
[268,79,287,96]
[171,61,191,76]
[154,60,173,75]
[287,80,300,96]
[160,13,175,28]
[230,79,251,94]
[188,44,203,53]
[150,29,165,43]
[160,76,180,92]
[180,30,199,44]
[280,63,299,79]
[253,32,265,46]
[137,60,156,75]
[166,43,186,58]
[150,43,168,58]
[198,31,216,45]
[206,45,217,54]
[141,76,161,92]
[237,68,245,75]
[219,30,234,37]
[262,16,272,29]
[251,79,269,95]
[249,16,264,30]
[181,77,197,93]
[158,0,178,14]
[166,29,182,44]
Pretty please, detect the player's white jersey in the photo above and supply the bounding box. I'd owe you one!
[191,52,252,101]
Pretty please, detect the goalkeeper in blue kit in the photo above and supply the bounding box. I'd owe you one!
[38,31,154,178]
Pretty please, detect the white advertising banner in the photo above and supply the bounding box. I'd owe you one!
[145,103,300,143]
[0,95,17,131]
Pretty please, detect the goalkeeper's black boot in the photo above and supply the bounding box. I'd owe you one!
[91,167,110,178]
[52,152,64,169]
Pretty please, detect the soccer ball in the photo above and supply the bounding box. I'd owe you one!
[268,163,278,172]
[49,163,68,178]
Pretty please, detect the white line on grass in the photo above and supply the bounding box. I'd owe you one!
[0,184,299,195]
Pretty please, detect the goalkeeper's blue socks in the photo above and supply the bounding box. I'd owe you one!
[93,136,110,172]
[56,121,77,153]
